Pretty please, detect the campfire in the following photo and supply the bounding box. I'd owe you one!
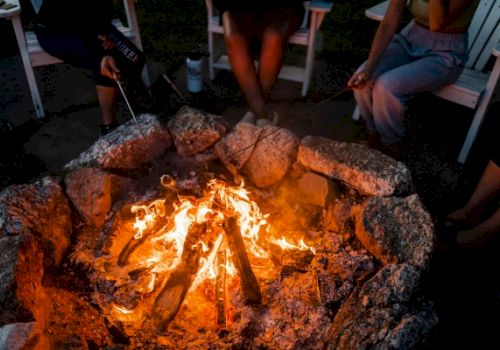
[100,176,316,333]
[0,107,438,349]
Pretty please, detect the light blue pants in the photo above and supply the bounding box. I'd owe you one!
[354,21,468,144]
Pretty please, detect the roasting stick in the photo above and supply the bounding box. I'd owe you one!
[225,87,352,163]
[115,77,159,168]
[162,74,188,103]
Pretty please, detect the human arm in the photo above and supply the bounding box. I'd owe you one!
[98,34,116,50]
[428,0,475,31]
[348,0,406,88]
[101,56,121,80]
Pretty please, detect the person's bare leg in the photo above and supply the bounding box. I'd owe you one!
[456,207,500,249]
[259,7,301,95]
[222,12,266,118]
[96,85,118,125]
[447,160,500,226]
[258,7,302,122]
[259,29,287,97]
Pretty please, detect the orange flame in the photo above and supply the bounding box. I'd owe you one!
[128,178,313,296]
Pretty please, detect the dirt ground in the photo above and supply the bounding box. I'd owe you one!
[1,36,500,347]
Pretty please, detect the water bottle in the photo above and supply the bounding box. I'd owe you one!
[186,51,203,93]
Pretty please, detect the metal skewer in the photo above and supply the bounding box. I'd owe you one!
[162,74,188,103]
[115,77,160,168]
[225,86,352,162]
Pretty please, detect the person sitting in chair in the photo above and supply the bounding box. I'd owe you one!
[34,0,149,135]
[214,0,305,126]
[348,0,479,150]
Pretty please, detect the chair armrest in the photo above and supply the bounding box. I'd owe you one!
[365,0,389,22]
[493,41,500,57]
[0,0,21,18]
[310,0,333,13]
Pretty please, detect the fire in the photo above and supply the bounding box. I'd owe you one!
[126,177,314,306]
[113,303,134,315]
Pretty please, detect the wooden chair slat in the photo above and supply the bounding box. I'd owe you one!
[467,0,495,52]
[467,0,499,69]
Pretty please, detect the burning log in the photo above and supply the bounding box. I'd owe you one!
[117,198,174,266]
[117,217,168,266]
[280,250,315,274]
[147,222,207,331]
[223,216,262,304]
[216,249,227,328]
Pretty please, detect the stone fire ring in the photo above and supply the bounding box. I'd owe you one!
[0,107,437,349]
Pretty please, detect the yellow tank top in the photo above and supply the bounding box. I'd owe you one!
[409,0,480,32]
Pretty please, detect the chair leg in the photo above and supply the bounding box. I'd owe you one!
[457,58,500,164]
[12,16,45,119]
[302,12,318,97]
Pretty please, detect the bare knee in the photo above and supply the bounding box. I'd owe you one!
[262,29,287,50]
[224,30,248,50]
[372,76,397,100]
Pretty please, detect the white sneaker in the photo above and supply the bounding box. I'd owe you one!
[256,118,272,127]
[269,110,279,126]
[256,111,279,128]
[238,111,256,125]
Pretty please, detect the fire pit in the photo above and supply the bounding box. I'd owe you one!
[0,107,437,349]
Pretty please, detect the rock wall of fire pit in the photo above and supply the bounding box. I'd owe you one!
[0,108,438,349]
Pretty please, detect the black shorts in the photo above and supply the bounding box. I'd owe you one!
[217,0,304,14]
[35,25,145,87]
[222,3,305,43]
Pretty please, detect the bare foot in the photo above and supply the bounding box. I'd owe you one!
[445,207,482,229]
[456,228,495,250]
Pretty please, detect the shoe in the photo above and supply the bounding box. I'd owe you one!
[239,111,256,125]
[99,121,120,136]
[269,110,279,126]
[256,111,279,128]
[256,118,272,128]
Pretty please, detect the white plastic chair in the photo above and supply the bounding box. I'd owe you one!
[353,0,500,164]
[4,0,146,119]
[204,0,333,97]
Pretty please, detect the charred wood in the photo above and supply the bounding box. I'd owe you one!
[280,250,314,274]
[147,222,207,331]
[117,216,169,267]
[223,216,262,304]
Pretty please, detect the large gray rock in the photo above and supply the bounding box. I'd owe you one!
[65,114,171,170]
[243,126,299,187]
[168,106,228,156]
[0,236,44,326]
[323,196,355,233]
[326,264,437,349]
[0,177,72,266]
[297,136,412,196]
[352,195,435,270]
[316,248,375,305]
[214,122,262,173]
[0,323,40,350]
[65,167,113,229]
[382,304,438,349]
